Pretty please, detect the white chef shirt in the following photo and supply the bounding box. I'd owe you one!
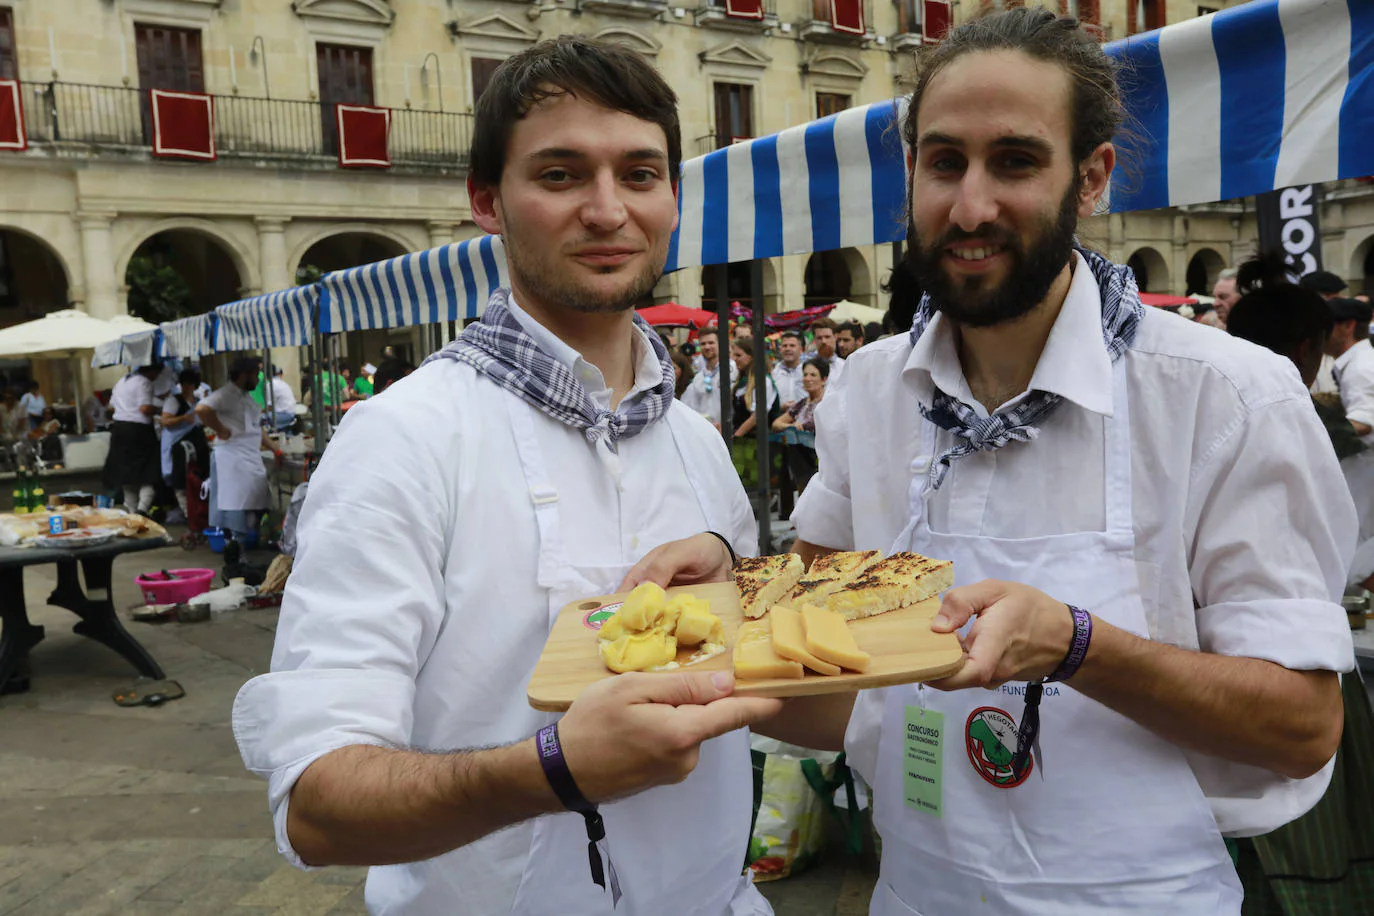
[680,359,737,424]
[794,250,1356,833]
[771,361,806,406]
[232,316,758,914]
[270,377,297,414]
[1333,338,1374,443]
[109,373,153,424]
[200,383,260,438]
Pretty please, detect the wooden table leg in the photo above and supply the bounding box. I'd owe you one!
[0,566,43,694]
[48,557,165,681]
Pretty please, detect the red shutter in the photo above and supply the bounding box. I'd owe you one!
[337,104,390,168]
[830,0,865,35]
[923,1,951,42]
[150,89,215,160]
[0,79,25,151]
[726,0,764,20]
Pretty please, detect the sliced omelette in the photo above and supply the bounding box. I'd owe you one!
[826,552,954,620]
[734,553,805,619]
[787,549,883,607]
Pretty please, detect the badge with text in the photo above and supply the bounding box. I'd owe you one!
[582,601,622,631]
[904,705,944,817]
[965,706,1032,788]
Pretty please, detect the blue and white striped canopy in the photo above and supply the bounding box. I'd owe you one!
[161,314,216,360]
[214,285,317,352]
[666,0,1374,269]
[317,234,507,334]
[91,328,161,369]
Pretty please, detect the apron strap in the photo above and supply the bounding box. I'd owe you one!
[503,393,567,592]
[1103,358,1133,537]
[664,408,725,535]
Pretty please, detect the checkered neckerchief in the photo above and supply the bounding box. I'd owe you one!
[426,288,676,448]
[910,246,1144,491]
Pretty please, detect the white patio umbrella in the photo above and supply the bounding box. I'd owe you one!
[827,299,887,325]
[0,309,157,433]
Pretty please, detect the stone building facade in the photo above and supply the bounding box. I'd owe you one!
[0,0,1368,394]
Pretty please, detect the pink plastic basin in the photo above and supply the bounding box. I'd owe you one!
[136,568,216,605]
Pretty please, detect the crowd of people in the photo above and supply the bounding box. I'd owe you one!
[222,13,1372,916]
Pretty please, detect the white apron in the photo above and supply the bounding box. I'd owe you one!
[160,397,198,478]
[502,394,768,916]
[866,361,1241,915]
[212,394,270,513]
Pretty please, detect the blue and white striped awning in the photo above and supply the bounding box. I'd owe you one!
[317,234,507,333]
[1112,0,1373,212]
[665,0,1374,269]
[91,328,161,368]
[161,314,216,360]
[214,285,317,352]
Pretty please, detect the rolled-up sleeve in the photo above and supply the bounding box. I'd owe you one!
[791,379,855,550]
[231,397,453,867]
[1339,355,1374,432]
[1188,394,1355,672]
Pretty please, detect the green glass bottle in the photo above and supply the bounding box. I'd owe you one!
[11,472,25,514]
[28,477,45,514]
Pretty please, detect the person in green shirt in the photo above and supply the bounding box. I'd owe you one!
[353,362,376,399]
[306,361,346,408]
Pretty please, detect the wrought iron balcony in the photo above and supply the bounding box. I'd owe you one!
[695,0,779,32]
[798,0,876,44]
[15,81,472,171]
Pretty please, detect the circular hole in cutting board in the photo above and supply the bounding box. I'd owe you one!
[579,601,602,610]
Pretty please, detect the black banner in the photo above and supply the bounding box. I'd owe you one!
[1256,184,1322,278]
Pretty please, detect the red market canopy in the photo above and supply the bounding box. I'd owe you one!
[1139,292,1199,308]
[636,303,716,328]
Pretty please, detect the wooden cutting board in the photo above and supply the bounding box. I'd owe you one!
[527,580,966,712]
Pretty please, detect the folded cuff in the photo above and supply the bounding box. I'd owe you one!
[233,668,417,869]
[1196,598,1354,672]
[791,478,855,551]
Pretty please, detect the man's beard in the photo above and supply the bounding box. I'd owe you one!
[502,220,664,314]
[906,181,1079,329]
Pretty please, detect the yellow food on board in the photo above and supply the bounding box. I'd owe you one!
[598,584,722,672]
[600,631,678,674]
[619,582,669,631]
[801,604,872,672]
[768,605,841,676]
[733,620,804,680]
[676,603,724,647]
[826,552,955,620]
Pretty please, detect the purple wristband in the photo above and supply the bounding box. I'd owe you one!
[537,724,611,891]
[1044,605,1092,683]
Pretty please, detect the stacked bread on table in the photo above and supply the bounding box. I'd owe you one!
[732,550,953,680]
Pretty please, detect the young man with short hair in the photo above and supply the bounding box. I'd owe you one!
[233,38,777,916]
[835,321,864,358]
[681,324,737,427]
[808,317,844,382]
[770,329,806,407]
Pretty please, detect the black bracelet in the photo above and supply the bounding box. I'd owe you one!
[536,724,610,891]
[704,530,738,567]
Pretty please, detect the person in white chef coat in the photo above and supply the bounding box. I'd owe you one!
[196,357,273,542]
[231,37,781,916]
[635,10,1355,915]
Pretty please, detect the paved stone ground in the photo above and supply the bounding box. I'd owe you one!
[0,536,875,915]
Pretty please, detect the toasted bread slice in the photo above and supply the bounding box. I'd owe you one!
[787,550,883,606]
[735,554,805,619]
[826,552,954,620]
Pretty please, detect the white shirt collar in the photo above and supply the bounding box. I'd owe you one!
[1334,338,1372,373]
[505,295,663,410]
[902,250,1114,418]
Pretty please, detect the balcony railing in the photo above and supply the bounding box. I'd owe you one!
[17,81,472,169]
[696,0,779,31]
[798,0,877,43]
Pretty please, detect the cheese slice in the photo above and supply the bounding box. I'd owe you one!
[768,605,841,676]
[788,550,883,607]
[735,554,805,619]
[826,552,954,620]
[801,604,871,672]
[675,603,724,647]
[733,620,804,680]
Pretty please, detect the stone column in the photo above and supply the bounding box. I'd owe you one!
[1108,213,1126,266]
[76,211,119,320]
[676,266,703,310]
[255,217,301,390]
[779,254,807,312]
[427,221,458,249]
[1172,214,1189,295]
